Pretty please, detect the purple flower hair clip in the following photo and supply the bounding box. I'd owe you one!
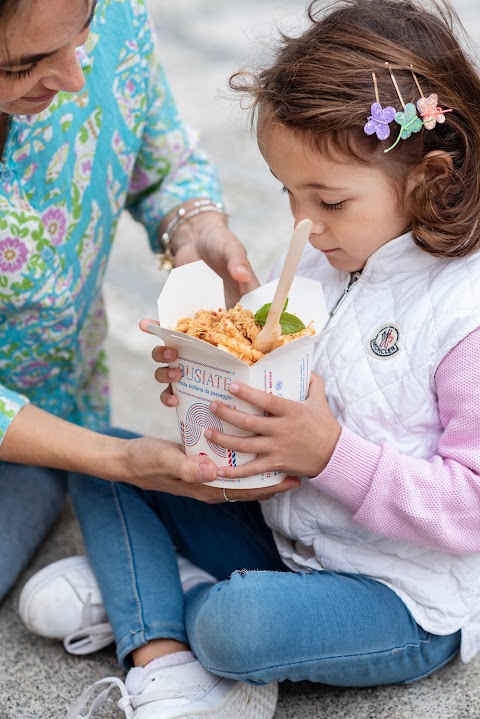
[363,73,397,141]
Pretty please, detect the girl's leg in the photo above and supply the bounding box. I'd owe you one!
[185,569,461,687]
[69,432,285,669]
[0,463,67,601]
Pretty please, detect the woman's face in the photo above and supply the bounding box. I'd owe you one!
[0,0,96,116]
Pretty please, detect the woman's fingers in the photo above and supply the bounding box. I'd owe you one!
[221,477,301,502]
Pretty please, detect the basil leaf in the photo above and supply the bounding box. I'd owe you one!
[279,312,305,335]
[254,299,289,326]
[254,300,305,335]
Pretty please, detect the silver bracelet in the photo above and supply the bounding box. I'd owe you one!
[158,200,225,271]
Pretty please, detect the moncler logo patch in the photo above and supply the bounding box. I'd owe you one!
[369,325,400,358]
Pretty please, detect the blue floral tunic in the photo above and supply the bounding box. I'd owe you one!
[0,0,222,443]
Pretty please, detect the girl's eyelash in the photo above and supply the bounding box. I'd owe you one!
[281,187,344,211]
[321,201,344,211]
[1,64,36,81]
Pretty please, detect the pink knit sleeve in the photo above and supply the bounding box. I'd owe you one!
[309,327,480,552]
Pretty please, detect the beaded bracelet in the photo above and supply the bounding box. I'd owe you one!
[157,199,225,271]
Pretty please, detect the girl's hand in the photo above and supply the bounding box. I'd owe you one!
[137,325,181,407]
[206,374,342,480]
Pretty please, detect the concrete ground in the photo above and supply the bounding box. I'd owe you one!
[2,1,480,717]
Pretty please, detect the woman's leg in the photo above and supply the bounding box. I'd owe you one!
[69,433,285,669]
[185,569,461,687]
[0,462,67,601]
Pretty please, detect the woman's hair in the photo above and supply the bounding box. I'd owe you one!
[230,0,480,258]
[0,0,22,19]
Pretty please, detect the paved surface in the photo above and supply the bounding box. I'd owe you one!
[2,2,480,717]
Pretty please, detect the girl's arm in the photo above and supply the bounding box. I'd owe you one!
[204,329,480,552]
[310,327,480,553]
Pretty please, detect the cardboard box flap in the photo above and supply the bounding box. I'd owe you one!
[157,261,224,327]
[156,260,329,335]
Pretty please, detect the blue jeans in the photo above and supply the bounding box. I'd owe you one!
[69,430,461,687]
[0,462,67,601]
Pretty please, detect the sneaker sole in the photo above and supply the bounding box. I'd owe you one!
[18,555,90,636]
[152,680,278,719]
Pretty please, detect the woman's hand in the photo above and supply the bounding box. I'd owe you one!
[203,374,342,480]
[169,208,259,307]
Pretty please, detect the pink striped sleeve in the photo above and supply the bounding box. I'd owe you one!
[309,327,480,552]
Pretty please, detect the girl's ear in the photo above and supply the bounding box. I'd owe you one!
[407,150,454,192]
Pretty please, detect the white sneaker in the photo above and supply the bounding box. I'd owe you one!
[18,555,217,655]
[66,660,278,719]
[18,556,114,655]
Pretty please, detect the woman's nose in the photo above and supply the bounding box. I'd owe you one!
[42,49,86,94]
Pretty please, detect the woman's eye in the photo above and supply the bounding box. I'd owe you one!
[321,201,344,211]
[281,186,290,194]
[1,65,36,81]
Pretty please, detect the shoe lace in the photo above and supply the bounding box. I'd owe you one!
[63,594,114,655]
[66,677,134,719]
[66,676,205,719]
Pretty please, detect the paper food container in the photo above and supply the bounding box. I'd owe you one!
[148,261,328,489]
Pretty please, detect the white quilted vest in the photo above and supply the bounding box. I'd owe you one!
[262,232,480,662]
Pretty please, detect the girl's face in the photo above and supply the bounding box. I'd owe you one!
[258,121,413,273]
[0,0,96,116]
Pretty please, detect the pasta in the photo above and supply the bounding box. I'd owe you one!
[174,305,315,365]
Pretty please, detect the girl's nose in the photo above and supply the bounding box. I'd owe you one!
[41,49,86,94]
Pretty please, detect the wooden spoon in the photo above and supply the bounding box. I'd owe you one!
[253,218,313,354]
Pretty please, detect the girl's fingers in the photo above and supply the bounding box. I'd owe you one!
[161,386,178,407]
[152,345,178,363]
[139,318,159,334]
[215,457,279,479]
[228,382,292,415]
[209,402,271,434]
[155,366,182,384]
[204,428,266,454]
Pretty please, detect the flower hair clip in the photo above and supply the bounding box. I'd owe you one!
[363,73,396,141]
[363,63,453,153]
[384,64,423,153]
[411,67,453,130]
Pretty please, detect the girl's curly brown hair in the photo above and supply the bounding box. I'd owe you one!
[230,0,480,258]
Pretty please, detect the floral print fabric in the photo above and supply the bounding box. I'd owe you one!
[0,0,222,443]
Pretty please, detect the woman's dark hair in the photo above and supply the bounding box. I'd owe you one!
[0,0,22,19]
[231,0,480,258]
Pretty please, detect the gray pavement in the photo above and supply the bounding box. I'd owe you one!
[2,1,480,717]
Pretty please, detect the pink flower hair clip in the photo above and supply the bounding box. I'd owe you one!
[411,67,453,130]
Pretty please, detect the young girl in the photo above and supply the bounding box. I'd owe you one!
[22,0,480,717]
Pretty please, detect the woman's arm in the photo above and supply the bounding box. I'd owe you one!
[124,5,258,305]
[311,327,480,553]
[0,403,220,492]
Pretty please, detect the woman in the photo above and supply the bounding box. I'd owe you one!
[0,0,263,601]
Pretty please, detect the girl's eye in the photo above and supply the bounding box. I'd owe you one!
[321,201,344,211]
[1,65,36,81]
[281,186,290,194]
